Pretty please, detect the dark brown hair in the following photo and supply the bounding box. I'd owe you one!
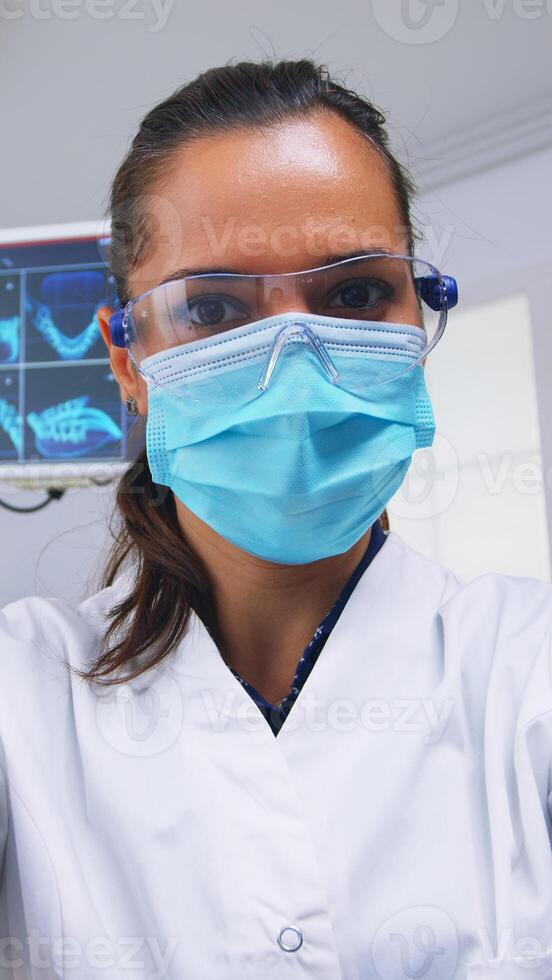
[77,58,415,685]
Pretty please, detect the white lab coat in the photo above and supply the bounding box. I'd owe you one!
[1,530,552,980]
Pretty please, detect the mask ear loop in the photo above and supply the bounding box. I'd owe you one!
[257,322,340,392]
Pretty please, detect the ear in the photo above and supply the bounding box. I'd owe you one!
[96,305,147,415]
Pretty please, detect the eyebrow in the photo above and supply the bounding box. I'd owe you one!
[157,248,398,284]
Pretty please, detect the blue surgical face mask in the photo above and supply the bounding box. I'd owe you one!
[143,311,435,564]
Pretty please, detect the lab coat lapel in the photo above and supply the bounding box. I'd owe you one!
[180,531,395,739]
[275,528,394,743]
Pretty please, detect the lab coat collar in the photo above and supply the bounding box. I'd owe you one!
[167,530,400,738]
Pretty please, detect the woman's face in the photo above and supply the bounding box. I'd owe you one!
[104,110,409,412]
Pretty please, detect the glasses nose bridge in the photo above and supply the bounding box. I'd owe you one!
[262,276,312,317]
[256,320,340,392]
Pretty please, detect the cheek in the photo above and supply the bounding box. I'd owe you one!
[139,373,149,410]
[129,364,149,415]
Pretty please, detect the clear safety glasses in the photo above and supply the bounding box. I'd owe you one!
[109,252,458,391]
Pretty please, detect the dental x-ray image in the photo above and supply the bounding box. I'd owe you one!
[0,235,128,465]
[0,371,21,459]
[25,269,108,363]
[24,364,123,461]
[0,275,20,365]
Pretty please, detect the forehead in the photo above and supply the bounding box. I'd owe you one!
[131,111,408,296]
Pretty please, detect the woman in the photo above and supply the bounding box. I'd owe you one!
[1,58,552,980]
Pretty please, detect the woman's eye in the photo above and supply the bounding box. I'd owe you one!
[327,278,392,312]
[186,294,248,327]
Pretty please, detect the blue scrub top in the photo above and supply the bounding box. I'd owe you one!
[229,518,388,736]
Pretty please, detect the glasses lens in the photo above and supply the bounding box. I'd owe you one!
[128,255,446,387]
[128,275,258,367]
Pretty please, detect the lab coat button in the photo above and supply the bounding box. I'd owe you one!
[277,925,303,952]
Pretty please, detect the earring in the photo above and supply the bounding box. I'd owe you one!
[126,396,139,416]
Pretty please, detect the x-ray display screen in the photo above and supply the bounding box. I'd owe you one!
[0,235,129,465]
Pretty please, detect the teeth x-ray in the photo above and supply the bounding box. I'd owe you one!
[0,236,128,465]
[0,371,21,459]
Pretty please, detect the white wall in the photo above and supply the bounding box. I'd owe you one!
[2,0,551,229]
[388,291,550,580]
[0,483,115,606]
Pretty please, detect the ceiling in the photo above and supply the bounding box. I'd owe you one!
[2,0,552,227]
